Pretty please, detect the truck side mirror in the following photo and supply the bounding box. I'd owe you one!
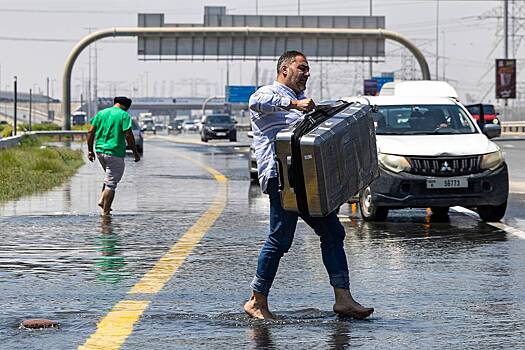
[482,124,501,139]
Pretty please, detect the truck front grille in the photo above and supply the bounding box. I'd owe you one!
[408,156,482,176]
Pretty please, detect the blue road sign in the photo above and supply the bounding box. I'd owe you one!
[372,76,394,92]
[226,85,257,103]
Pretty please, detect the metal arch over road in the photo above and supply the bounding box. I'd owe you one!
[62,26,431,129]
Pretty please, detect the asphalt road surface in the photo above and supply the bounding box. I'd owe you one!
[1,138,524,349]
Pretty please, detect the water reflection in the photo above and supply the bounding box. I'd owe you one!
[327,320,352,349]
[94,216,128,284]
[247,324,275,350]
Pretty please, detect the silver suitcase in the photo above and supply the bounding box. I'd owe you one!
[275,101,378,217]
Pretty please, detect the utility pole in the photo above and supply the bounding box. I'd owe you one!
[46,77,50,121]
[441,30,446,81]
[504,0,508,59]
[13,76,17,136]
[369,0,373,78]
[504,0,509,107]
[320,62,324,100]
[436,0,439,80]
[255,0,259,89]
[145,71,150,97]
[29,88,32,131]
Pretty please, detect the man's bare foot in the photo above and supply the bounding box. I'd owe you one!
[333,288,374,320]
[244,292,276,320]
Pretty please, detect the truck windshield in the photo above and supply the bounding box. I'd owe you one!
[372,104,478,135]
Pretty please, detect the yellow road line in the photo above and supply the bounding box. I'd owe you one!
[129,180,227,294]
[78,152,228,350]
[78,300,150,350]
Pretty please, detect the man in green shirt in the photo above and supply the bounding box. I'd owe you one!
[87,96,140,215]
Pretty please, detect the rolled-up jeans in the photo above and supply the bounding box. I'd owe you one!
[250,177,350,296]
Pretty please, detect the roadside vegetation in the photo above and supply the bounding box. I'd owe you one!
[0,124,13,138]
[0,122,63,137]
[0,136,84,201]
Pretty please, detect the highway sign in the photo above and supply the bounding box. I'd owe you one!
[226,86,257,103]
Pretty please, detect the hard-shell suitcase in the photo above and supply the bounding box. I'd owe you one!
[275,101,378,217]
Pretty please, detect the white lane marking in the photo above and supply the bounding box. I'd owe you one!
[502,144,515,148]
[451,206,525,240]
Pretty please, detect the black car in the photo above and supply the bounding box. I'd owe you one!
[168,119,184,134]
[200,114,237,142]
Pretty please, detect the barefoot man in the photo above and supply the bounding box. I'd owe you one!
[87,96,140,215]
[244,51,374,320]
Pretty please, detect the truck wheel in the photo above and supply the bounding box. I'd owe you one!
[359,187,388,221]
[477,201,507,222]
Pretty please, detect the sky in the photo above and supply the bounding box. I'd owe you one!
[0,0,519,104]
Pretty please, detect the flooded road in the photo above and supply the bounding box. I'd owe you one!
[1,139,524,349]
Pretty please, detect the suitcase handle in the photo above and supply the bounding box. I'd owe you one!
[276,158,285,190]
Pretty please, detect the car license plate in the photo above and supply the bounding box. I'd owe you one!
[426,178,468,189]
[216,132,226,136]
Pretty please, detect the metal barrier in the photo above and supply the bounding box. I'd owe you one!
[0,131,88,149]
[500,121,525,134]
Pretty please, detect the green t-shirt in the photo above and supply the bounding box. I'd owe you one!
[90,106,132,158]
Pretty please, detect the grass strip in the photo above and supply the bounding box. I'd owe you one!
[0,136,85,202]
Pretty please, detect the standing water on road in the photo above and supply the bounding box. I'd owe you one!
[1,140,524,349]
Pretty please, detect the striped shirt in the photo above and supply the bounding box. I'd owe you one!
[249,81,306,193]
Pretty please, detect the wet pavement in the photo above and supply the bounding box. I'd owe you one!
[1,139,525,349]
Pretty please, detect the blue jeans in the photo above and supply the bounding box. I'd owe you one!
[250,177,350,296]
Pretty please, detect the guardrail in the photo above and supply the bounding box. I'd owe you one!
[0,130,88,149]
[500,121,525,134]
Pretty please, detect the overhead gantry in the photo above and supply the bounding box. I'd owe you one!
[62,27,431,129]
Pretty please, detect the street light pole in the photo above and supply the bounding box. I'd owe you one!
[29,88,32,132]
[504,0,508,59]
[435,0,439,80]
[369,0,373,78]
[13,76,17,136]
[46,77,50,121]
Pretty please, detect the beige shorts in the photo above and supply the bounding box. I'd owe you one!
[97,153,125,190]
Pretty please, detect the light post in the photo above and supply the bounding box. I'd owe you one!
[13,76,17,136]
[29,88,32,131]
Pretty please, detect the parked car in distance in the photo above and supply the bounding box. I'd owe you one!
[129,119,144,153]
[200,114,237,142]
[466,104,499,125]
[141,118,156,134]
[182,120,199,132]
[168,119,184,134]
[343,94,508,223]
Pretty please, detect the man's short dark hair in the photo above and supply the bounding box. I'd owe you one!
[114,96,132,110]
[277,50,306,75]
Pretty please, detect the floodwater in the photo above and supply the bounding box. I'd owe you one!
[1,140,524,349]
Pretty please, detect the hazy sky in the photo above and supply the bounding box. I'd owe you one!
[0,0,516,103]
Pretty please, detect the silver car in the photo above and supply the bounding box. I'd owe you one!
[130,119,144,153]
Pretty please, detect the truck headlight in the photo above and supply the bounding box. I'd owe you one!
[378,153,411,173]
[480,150,504,170]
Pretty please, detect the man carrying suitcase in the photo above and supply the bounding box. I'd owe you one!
[244,50,374,320]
